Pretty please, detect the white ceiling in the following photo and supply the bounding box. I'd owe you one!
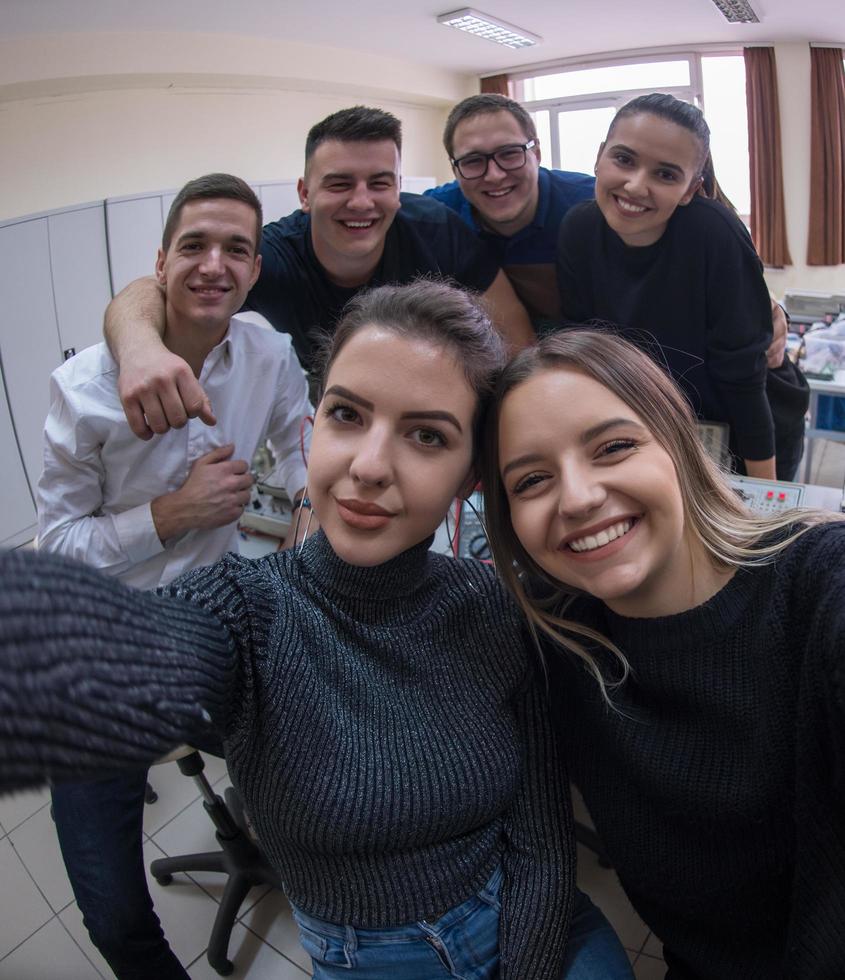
[1,0,842,76]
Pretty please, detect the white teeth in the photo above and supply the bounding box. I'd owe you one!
[345,221,374,228]
[568,519,633,553]
[616,197,647,214]
[486,188,512,197]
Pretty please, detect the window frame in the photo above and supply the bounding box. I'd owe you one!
[509,48,745,172]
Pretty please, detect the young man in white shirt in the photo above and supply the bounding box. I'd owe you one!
[37,173,311,979]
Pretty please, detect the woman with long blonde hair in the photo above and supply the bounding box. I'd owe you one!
[482,327,845,980]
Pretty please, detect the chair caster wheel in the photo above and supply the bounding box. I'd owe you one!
[154,873,173,886]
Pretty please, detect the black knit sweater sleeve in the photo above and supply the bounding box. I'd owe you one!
[500,661,574,980]
[0,548,236,793]
[696,200,773,460]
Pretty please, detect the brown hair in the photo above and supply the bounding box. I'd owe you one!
[315,279,506,459]
[443,93,537,159]
[481,328,835,695]
[162,173,262,252]
[304,107,402,175]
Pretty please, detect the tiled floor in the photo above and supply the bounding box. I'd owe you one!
[2,438,843,979]
[0,766,660,979]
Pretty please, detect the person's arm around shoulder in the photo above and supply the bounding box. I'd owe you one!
[768,297,789,369]
[480,271,536,353]
[104,276,215,439]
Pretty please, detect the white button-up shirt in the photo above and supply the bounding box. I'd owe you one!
[37,317,311,589]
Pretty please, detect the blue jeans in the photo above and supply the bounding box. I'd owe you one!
[51,770,189,980]
[291,866,633,979]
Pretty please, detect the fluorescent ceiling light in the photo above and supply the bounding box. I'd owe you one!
[708,0,759,23]
[436,8,542,49]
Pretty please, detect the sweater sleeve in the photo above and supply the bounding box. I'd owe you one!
[701,205,774,460]
[0,548,237,794]
[499,659,575,980]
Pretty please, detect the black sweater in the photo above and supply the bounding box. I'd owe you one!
[557,197,774,461]
[550,522,845,979]
[0,532,573,980]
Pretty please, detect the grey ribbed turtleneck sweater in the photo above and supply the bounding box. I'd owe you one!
[0,532,573,979]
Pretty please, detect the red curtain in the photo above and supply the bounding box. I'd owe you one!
[743,47,792,267]
[807,47,845,266]
[480,74,509,96]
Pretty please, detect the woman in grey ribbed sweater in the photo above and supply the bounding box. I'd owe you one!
[0,282,632,979]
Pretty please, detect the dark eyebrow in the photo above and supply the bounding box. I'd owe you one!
[323,385,373,411]
[500,417,644,478]
[501,452,545,479]
[400,410,463,433]
[324,386,463,433]
[580,417,645,443]
[321,170,396,182]
[608,143,686,176]
[175,230,254,250]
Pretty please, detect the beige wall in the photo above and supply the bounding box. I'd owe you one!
[1,32,842,295]
[763,42,845,298]
[0,32,475,220]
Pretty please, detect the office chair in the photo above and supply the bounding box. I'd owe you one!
[149,751,284,976]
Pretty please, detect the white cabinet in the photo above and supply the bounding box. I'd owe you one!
[48,202,112,356]
[0,368,37,549]
[0,217,64,496]
[105,193,165,294]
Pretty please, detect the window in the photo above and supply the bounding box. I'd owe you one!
[513,52,750,219]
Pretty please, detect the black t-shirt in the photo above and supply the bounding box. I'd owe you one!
[557,197,774,460]
[245,193,500,370]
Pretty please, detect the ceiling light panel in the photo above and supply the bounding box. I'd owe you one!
[437,8,542,49]
[708,0,759,23]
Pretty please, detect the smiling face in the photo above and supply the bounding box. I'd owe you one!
[450,109,541,236]
[497,366,712,617]
[297,139,401,287]
[308,325,477,567]
[594,112,704,248]
[156,198,261,344]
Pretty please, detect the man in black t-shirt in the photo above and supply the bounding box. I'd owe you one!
[104,107,534,437]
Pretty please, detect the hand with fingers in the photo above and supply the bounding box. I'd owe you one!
[151,444,253,543]
[118,348,216,440]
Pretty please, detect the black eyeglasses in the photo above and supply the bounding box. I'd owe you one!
[450,140,536,180]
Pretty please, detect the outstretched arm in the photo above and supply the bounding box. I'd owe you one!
[104,276,215,438]
[0,549,236,794]
[499,665,575,980]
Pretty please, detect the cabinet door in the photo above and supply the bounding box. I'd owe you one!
[105,195,164,294]
[49,204,112,356]
[0,218,64,495]
[0,361,37,548]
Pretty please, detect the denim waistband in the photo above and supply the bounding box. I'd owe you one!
[290,862,503,939]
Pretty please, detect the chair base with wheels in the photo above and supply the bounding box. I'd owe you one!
[149,751,284,976]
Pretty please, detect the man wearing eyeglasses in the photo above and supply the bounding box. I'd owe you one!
[427,93,789,365]
[425,93,595,326]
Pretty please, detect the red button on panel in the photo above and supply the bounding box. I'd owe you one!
[778,492,786,501]
[766,491,774,499]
